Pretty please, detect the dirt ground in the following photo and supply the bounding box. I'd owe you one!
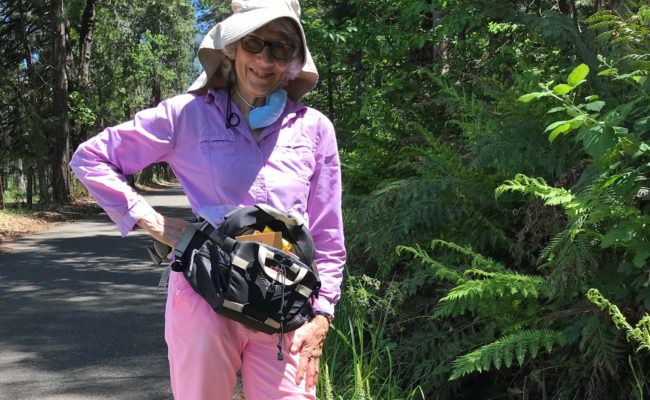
[0,181,179,245]
[0,198,103,244]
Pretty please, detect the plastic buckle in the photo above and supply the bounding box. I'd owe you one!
[273,251,293,268]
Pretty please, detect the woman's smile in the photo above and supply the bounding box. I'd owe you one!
[249,67,274,81]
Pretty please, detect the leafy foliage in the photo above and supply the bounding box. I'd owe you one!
[310,1,650,398]
[433,270,546,319]
[449,329,567,380]
[588,288,650,353]
[0,0,197,206]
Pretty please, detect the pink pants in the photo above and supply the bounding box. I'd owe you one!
[164,271,315,400]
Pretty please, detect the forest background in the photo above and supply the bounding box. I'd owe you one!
[1,0,649,398]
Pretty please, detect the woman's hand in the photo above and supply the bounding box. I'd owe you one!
[136,211,191,249]
[291,315,330,391]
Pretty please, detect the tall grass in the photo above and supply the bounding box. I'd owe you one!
[318,274,424,400]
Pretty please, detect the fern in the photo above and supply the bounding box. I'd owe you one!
[353,133,509,274]
[472,118,572,180]
[496,174,575,206]
[396,320,497,398]
[587,3,650,54]
[523,11,596,66]
[449,329,567,380]
[578,314,629,376]
[433,270,546,318]
[358,175,474,269]
[539,230,597,296]
[396,244,463,286]
[587,288,650,352]
[429,239,508,273]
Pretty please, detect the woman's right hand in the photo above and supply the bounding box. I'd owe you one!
[136,211,191,249]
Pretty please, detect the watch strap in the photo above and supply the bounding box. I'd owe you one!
[314,311,334,324]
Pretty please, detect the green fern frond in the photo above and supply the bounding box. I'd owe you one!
[588,20,621,31]
[449,329,567,380]
[584,10,616,24]
[397,244,463,284]
[579,315,629,375]
[586,3,650,55]
[587,288,650,352]
[495,174,575,206]
[540,230,597,296]
[539,229,567,262]
[433,271,545,318]
[621,53,650,62]
[358,173,489,268]
[523,11,595,64]
[430,240,507,273]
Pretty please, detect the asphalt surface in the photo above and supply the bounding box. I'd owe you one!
[0,187,193,400]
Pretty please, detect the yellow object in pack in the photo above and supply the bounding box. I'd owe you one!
[263,226,293,253]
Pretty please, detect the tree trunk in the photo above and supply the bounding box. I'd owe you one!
[27,165,34,209]
[38,161,49,206]
[327,58,334,123]
[558,0,579,27]
[558,0,571,15]
[152,78,162,106]
[353,49,363,119]
[51,0,74,205]
[569,0,579,29]
[0,166,4,210]
[72,0,99,146]
[16,158,26,193]
[163,164,174,181]
[78,0,98,93]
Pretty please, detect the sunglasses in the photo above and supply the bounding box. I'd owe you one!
[240,35,296,61]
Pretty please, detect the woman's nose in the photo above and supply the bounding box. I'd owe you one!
[255,46,275,65]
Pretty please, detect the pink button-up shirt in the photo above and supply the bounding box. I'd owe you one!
[70,88,345,315]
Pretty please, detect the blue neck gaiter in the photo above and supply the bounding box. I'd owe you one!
[249,89,288,129]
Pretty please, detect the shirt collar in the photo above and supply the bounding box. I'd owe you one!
[205,87,306,130]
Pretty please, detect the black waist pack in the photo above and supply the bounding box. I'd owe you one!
[168,205,321,347]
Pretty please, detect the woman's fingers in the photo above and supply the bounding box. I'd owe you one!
[137,212,190,248]
[295,348,308,386]
[291,318,328,388]
[306,357,319,390]
[160,216,191,247]
[292,327,308,384]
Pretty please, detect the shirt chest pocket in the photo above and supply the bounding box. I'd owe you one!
[268,141,316,184]
[199,131,235,157]
[199,131,256,200]
[265,140,315,215]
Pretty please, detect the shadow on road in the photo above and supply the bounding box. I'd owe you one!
[0,195,193,400]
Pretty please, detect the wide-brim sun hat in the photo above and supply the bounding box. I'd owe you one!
[187,0,319,101]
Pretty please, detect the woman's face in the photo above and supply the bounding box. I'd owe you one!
[234,23,297,101]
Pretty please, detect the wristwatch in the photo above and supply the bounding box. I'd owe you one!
[314,311,334,325]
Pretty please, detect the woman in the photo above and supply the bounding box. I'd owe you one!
[70,0,345,398]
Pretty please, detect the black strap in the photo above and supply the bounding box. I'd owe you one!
[171,222,237,272]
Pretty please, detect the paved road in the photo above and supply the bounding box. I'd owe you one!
[0,187,193,400]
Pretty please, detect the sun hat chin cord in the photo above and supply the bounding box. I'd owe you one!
[225,80,240,129]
